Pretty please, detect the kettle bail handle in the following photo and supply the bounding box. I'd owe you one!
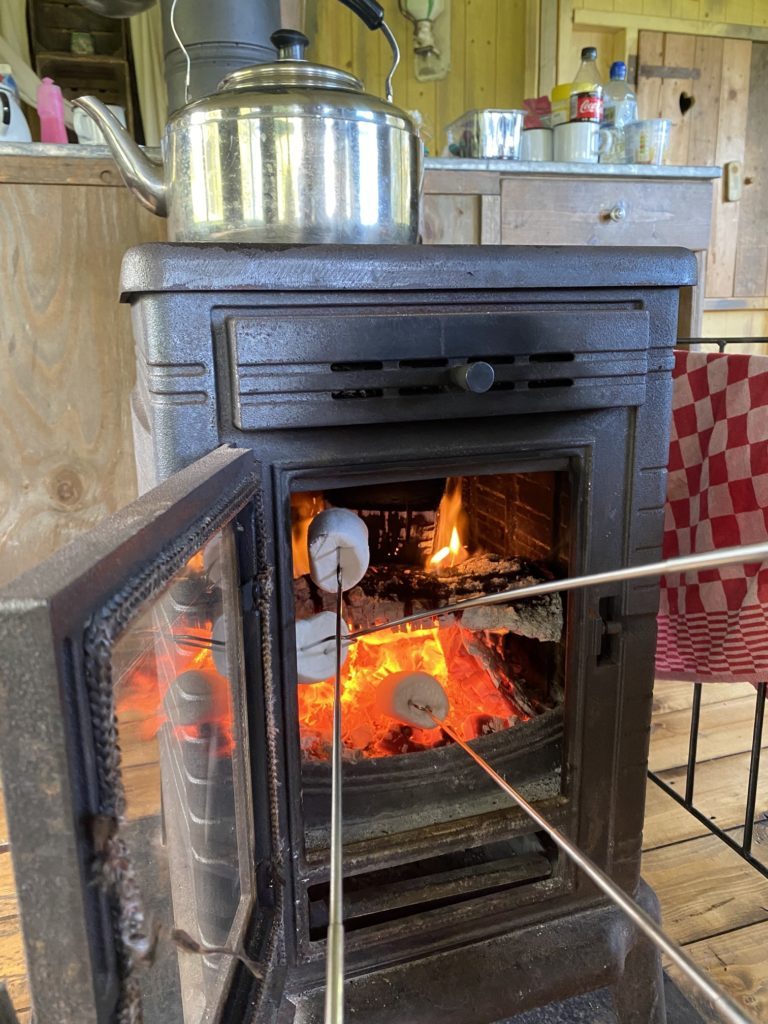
[337,0,400,103]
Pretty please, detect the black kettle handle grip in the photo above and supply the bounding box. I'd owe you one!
[337,0,385,31]
[336,0,398,102]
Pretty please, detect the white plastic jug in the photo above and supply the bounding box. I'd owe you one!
[0,66,31,143]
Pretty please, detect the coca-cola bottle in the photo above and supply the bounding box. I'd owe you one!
[571,48,604,123]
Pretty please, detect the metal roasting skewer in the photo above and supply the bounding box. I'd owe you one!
[411,702,757,1024]
[324,558,345,1024]
[302,539,768,652]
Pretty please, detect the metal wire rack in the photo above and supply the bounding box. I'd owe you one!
[649,338,768,882]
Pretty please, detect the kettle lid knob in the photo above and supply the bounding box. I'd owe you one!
[271,28,309,61]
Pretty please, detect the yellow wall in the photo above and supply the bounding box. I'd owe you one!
[305,0,528,153]
[566,0,768,81]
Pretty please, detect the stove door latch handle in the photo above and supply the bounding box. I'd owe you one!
[590,596,623,665]
[450,361,495,393]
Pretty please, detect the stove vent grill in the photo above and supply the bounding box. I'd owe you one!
[228,306,650,430]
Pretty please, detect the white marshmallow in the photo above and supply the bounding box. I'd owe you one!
[374,671,449,729]
[308,508,370,593]
[295,611,350,684]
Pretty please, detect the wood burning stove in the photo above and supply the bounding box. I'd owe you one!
[0,244,696,1024]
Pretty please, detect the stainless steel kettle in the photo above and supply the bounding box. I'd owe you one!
[73,0,422,244]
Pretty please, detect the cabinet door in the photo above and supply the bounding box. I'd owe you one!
[0,447,270,1024]
[638,30,768,307]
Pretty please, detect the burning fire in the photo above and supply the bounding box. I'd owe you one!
[291,492,326,577]
[297,620,527,760]
[427,478,468,570]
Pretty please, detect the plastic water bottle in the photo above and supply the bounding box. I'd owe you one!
[37,78,68,144]
[602,61,637,163]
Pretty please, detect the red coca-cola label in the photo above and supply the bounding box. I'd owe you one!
[570,91,603,122]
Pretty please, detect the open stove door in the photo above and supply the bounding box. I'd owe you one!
[0,447,276,1024]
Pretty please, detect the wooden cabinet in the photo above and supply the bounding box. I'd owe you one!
[423,163,717,336]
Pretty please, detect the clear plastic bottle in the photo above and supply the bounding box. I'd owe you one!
[601,61,637,163]
[574,47,603,88]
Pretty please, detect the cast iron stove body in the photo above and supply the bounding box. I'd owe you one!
[0,244,696,1024]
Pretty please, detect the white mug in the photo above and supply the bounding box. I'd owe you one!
[553,121,613,164]
[521,127,553,161]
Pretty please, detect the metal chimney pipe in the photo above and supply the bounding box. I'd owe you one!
[77,0,282,114]
[160,0,281,112]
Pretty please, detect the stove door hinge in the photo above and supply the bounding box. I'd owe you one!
[590,596,623,666]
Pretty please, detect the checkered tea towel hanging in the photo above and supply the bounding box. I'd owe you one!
[655,349,768,682]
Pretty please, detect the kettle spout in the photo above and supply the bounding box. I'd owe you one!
[72,96,167,217]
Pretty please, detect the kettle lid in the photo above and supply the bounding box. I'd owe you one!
[218,29,364,94]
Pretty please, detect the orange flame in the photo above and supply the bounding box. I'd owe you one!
[428,479,468,570]
[291,492,326,578]
[297,620,526,759]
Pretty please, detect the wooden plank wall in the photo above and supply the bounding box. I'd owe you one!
[305,0,527,152]
[637,31,768,303]
[0,158,165,586]
[571,0,768,25]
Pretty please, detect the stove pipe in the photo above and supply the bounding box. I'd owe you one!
[159,0,281,112]
[78,0,281,113]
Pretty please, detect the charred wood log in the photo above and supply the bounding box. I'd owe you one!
[295,555,563,642]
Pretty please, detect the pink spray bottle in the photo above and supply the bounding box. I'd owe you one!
[37,77,68,143]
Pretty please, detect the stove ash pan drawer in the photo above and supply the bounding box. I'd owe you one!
[228,307,653,431]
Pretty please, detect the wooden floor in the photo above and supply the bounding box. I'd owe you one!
[0,679,766,1022]
[644,680,768,1019]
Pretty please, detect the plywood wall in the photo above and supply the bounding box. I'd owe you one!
[304,0,528,153]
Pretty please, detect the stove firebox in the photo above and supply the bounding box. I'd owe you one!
[0,245,697,1024]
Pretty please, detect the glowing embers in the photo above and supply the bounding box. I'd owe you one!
[297,619,532,761]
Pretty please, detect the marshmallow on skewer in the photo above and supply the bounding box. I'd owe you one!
[374,671,449,729]
[296,611,350,684]
[308,508,369,593]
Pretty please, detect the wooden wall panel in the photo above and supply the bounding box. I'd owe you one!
[0,162,165,586]
[686,36,724,166]
[708,37,751,295]
[732,42,768,296]
[306,0,527,151]
[638,29,765,308]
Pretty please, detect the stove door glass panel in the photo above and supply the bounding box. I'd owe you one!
[0,447,260,1024]
[113,526,251,1023]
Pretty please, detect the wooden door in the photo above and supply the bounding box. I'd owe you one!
[637,31,768,305]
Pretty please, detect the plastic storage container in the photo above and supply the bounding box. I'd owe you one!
[446,109,526,159]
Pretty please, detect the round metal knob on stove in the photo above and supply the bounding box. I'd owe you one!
[451,361,495,393]
[607,202,627,222]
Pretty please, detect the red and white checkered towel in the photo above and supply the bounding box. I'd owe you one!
[655,349,768,682]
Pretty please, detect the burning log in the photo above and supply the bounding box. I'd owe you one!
[295,554,563,643]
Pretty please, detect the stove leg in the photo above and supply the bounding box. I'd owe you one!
[612,882,667,1024]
